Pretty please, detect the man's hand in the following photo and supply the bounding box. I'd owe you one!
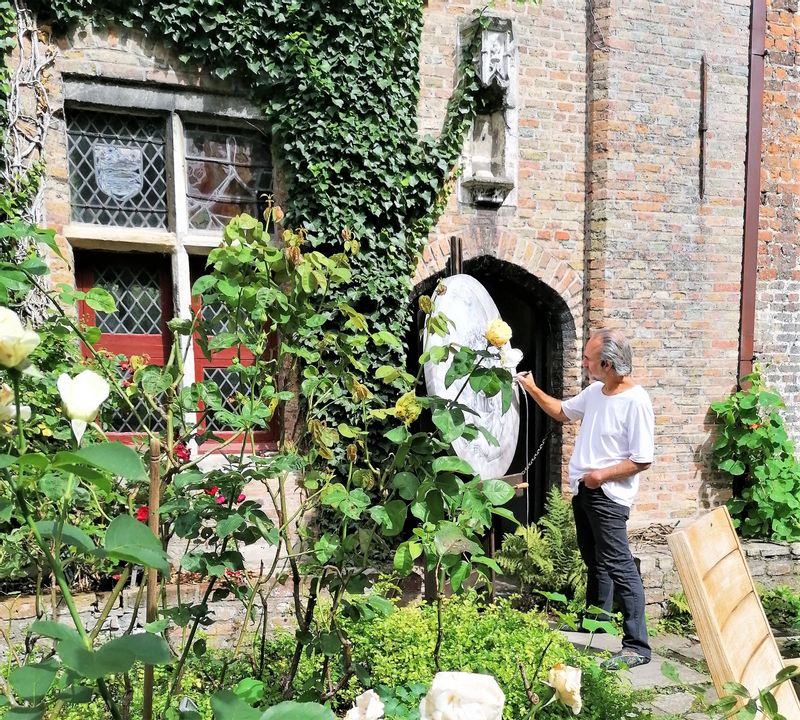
[582,469,606,489]
[515,371,537,393]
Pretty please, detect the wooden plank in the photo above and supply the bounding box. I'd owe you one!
[668,507,800,719]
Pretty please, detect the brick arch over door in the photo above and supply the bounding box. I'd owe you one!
[409,239,581,522]
[413,230,583,317]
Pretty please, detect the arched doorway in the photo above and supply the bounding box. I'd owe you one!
[408,255,576,527]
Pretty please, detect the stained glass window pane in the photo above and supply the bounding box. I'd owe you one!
[184,124,272,231]
[67,109,168,228]
[94,264,163,334]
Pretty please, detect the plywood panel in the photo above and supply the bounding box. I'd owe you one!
[668,507,800,720]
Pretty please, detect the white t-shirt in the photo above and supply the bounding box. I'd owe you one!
[561,381,655,507]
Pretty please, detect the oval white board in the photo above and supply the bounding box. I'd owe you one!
[423,274,520,480]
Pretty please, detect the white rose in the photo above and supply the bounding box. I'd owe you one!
[419,672,504,720]
[0,384,30,422]
[499,345,523,371]
[548,663,582,715]
[343,689,384,720]
[57,370,110,444]
[0,307,40,370]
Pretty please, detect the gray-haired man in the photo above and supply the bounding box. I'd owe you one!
[516,329,655,669]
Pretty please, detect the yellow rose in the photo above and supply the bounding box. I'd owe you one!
[484,319,512,348]
[548,663,582,715]
[393,391,421,426]
[0,307,40,370]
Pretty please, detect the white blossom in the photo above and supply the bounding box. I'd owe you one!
[419,672,504,720]
[343,689,384,720]
[57,370,110,444]
[0,307,40,370]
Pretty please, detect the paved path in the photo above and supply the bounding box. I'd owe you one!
[562,630,715,719]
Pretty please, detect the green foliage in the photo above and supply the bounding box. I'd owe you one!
[23,0,486,430]
[710,365,800,540]
[496,485,586,603]
[657,591,695,636]
[759,585,800,630]
[259,593,646,720]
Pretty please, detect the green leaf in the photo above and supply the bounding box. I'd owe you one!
[9,660,59,703]
[432,456,474,476]
[0,496,13,522]
[660,661,681,683]
[433,523,482,557]
[393,540,421,574]
[481,478,515,506]
[759,690,778,717]
[71,442,147,481]
[391,472,418,501]
[216,513,245,538]
[100,515,170,573]
[369,500,407,537]
[0,453,15,469]
[448,560,471,592]
[384,425,410,444]
[145,618,170,633]
[210,690,261,720]
[84,287,116,313]
[719,459,746,476]
[432,407,465,444]
[30,621,82,643]
[59,633,172,679]
[234,678,265,704]
[35,521,96,553]
[260,702,335,720]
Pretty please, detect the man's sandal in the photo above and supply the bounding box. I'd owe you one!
[601,651,651,671]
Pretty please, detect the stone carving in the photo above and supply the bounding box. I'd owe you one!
[478,23,513,89]
[423,274,520,480]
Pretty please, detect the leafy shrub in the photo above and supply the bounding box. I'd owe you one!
[658,591,695,635]
[495,485,586,604]
[260,592,649,720]
[710,366,800,540]
[760,585,800,630]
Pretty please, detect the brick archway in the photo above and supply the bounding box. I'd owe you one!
[413,230,583,315]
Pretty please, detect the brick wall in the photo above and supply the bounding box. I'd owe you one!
[756,0,800,440]
[584,0,750,522]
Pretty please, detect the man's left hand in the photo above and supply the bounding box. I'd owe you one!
[582,469,606,489]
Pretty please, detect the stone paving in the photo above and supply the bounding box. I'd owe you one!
[562,630,715,719]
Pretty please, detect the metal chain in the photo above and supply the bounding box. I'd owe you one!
[520,429,550,477]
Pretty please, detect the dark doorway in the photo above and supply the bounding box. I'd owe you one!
[408,255,574,528]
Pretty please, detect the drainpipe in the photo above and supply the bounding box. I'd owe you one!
[738,0,767,384]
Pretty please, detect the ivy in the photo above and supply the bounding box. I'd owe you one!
[18,1,499,421]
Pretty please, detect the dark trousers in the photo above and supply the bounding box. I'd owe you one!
[572,484,650,657]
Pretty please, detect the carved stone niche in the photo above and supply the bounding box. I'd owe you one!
[461,17,516,208]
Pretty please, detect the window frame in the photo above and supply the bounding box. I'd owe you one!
[64,94,277,453]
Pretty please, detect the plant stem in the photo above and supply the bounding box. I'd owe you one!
[434,562,444,673]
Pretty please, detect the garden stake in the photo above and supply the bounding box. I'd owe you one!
[143,438,161,720]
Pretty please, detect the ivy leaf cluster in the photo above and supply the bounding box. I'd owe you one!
[26,0,485,429]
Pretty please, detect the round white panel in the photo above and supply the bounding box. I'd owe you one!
[423,274,520,480]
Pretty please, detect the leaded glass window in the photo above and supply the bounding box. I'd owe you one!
[184,124,272,230]
[66,109,168,228]
[203,367,245,432]
[94,264,163,334]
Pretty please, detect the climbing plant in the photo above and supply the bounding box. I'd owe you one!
[21,0,488,417]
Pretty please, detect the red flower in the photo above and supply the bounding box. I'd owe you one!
[135,505,149,523]
[216,495,226,505]
[205,486,219,496]
[174,442,190,463]
[237,493,246,503]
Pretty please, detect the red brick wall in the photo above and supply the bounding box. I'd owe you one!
[756,0,800,438]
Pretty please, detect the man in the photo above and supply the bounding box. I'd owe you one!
[516,328,654,669]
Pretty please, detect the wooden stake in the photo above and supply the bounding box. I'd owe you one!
[142,438,161,720]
